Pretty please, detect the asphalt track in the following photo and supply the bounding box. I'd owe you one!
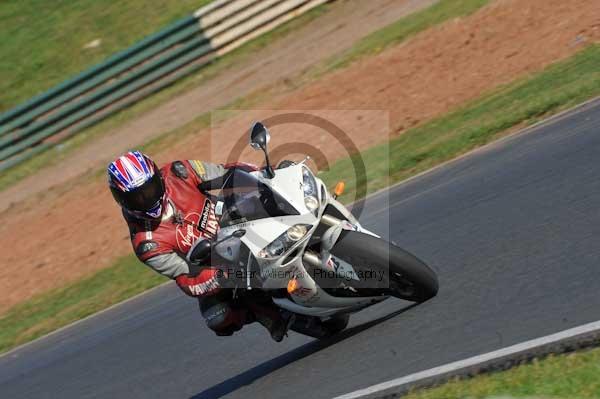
[2,98,600,398]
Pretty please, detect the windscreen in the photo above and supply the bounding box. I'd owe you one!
[219,169,299,227]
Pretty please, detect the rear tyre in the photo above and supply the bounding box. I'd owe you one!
[331,231,438,302]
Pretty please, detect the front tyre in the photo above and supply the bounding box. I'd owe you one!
[331,231,439,302]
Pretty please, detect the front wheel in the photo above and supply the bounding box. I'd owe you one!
[330,231,438,302]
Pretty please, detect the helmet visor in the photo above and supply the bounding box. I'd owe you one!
[119,172,164,212]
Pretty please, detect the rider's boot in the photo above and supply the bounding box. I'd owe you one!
[248,303,295,342]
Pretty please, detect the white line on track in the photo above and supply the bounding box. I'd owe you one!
[333,320,600,399]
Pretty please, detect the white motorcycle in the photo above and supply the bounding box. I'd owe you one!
[205,122,438,338]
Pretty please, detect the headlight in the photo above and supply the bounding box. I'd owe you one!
[302,167,317,197]
[302,167,319,215]
[304,195,319,211]
[258,224,311,258]
[287,224,308,241]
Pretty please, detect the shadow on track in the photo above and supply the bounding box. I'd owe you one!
[189,303,417,399]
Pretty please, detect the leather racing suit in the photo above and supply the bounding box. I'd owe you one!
[124,159,284,337]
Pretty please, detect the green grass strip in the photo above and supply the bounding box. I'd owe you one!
[0,0,213,112]
[404,348,600,398]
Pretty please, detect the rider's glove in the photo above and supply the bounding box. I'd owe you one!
[187,237,212,268]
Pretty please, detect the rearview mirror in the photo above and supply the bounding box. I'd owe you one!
[250,122,270,151]
[249,121,275,179]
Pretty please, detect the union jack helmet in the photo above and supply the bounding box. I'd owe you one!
[107,151,164,219]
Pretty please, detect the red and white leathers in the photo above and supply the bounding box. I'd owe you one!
[124,159,262,335]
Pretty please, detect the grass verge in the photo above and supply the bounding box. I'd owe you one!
[0,0,213,112]
[404,348,600,398]
[1,44,599,355]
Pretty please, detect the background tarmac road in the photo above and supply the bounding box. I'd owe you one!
[2,99,600,398]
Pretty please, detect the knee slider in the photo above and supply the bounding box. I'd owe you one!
[202,302,239,334]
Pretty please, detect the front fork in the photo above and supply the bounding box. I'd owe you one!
[286,214,359,303]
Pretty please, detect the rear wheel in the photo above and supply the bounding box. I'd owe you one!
[330,231,438,302]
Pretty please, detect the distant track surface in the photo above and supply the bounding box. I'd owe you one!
[2,99,600,398]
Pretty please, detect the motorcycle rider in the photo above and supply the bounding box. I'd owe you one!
[107,150,292,341]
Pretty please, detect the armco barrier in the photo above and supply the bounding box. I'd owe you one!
[0,0,330,172]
